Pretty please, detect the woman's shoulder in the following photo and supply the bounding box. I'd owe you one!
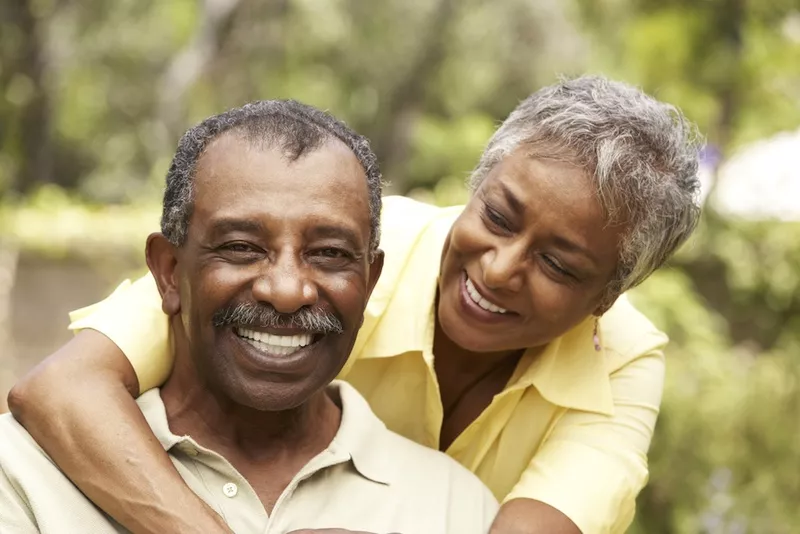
[380,196,463,242]
[375,195,463,284]
[600,294,669,371]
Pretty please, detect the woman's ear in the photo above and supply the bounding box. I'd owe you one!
[145,233,181,316]
[593,292,620,317]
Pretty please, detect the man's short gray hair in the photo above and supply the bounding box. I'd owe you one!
[469,75,702,302]
[162,100,383,258]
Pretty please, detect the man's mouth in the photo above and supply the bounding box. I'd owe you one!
[464,274,508,314]
[234,327,317,356]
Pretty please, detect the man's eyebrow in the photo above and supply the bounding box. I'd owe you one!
[306,225,364,249]
[207,218,265,236]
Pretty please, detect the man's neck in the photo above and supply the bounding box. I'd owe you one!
[159,353,341,464]
[160,371,342,515]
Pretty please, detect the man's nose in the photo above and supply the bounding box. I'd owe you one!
[252,251,318,313]
[480,243,525,293]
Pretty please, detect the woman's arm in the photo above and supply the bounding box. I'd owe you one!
[490,499,580,534]
[8,330,231,534]
[491,350,666,534]
[8,272,235,534]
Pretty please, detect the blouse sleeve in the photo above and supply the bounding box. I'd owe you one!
[503,349,666,534]
[68,273,173,393]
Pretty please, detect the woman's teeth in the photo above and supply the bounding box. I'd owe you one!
[465,276,508,314]
[236,328,313,356]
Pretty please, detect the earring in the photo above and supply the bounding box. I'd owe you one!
[593,318,601,352]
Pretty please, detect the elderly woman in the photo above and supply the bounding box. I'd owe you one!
[9,75,701,534]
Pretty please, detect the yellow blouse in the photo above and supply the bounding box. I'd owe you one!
[69,196,668,534]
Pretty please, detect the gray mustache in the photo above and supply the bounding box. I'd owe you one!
[212,302,343,334]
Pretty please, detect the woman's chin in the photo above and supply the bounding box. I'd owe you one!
[439,314,500,353]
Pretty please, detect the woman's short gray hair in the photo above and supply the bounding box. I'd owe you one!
[469,75,702,302]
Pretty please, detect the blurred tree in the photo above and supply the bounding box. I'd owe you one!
[573,2,800,532]
[1,0,585,200]
[0,0,53,194]
[576,0,800,155]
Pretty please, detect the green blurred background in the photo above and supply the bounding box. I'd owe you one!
[1,1,799,532]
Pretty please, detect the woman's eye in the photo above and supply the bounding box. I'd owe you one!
[541,254,572,278]
[482,205,511,232]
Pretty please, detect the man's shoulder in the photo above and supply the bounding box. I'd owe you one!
[359,406,496,503]
[335,382,495,503]
[0,413,52,486]
[382,427,486,485]
[0,413,40,453]
[374,428,499,520]
[0,415,125,532]
[0,412,53,472]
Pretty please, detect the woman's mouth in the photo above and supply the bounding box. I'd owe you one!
[464,274,508,314]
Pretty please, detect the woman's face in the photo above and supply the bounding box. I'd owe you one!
[438,147,626,353]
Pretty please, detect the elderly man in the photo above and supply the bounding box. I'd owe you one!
[0,101,497,533]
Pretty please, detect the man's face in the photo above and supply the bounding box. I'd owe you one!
[156,132,381,411]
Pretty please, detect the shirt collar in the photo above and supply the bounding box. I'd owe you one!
[136,389,184,451]
[326,381,393,485]
[136,383,394,485]
[508,316,615,415]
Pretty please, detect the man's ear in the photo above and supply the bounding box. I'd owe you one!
[365,248,385,301]
[145,233,181,316]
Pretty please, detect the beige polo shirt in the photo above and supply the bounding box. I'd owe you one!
[0,381,498,533]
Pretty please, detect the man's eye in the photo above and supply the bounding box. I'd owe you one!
[316,248,351,259]
[223,243,256,253]
[308,248,357,267]
[217,243,263,262]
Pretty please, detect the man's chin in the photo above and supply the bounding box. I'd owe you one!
[222,379,322,412]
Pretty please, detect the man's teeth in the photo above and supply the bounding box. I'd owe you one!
[465,277,508,314]
[236,328,313,355]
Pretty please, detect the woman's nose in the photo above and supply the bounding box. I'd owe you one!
[480,245,525,293]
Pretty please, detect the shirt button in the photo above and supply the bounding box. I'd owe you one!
[222,482,238,498]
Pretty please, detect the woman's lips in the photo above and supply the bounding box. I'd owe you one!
[457,272,517,325]
[464,275,508,314]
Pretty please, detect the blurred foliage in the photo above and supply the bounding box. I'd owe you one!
[0,185,158,260]
[0,0,584,200]
[576,0,800,152]
[2,0,800,533]
[628,216,800,534]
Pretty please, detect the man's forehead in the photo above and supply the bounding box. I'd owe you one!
[190,132,371,239]
[195,132,364,184]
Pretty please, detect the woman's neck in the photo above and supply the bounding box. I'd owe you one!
[432,317,526,450]
[432,318,521,378]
